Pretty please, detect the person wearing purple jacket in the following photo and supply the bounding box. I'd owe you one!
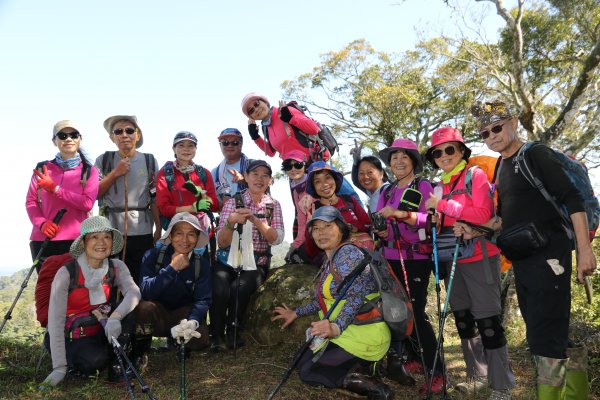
[26,120,99,269]
[374,138,445,394]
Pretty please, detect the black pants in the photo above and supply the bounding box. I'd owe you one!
[512,230,572,359]
[297,342,369,388]
[30,240,73,272]
[208,262,266,337]
[113,234,154,284]
[388,259,441,373]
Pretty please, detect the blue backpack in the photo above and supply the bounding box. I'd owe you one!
[515,142,600,241]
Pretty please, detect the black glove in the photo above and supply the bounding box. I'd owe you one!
[279,106,293,123]
[182,180,202,197]
[248,123,260,140]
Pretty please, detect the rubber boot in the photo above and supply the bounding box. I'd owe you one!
[534,355,567,400]
[342,372,394,400]
[562,345,589,400]
[385,349,415,386]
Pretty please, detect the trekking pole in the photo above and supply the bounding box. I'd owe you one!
[232,220,244,358]
[390,221,429,384]
[426,232,462,400]
[122,168,129,262]
[112,337,136,400]
[267,252,372,400]
[111,336,157,400]
[179,338,186,400]
[0,208,66,335]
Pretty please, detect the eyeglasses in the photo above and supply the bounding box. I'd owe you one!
[55,131,81,140]
[246,100,261,116]
[432,145,457,159]
[220,140,240,147]
[112,127,137,136]
[479,124,504,140]
[282,161,305,171]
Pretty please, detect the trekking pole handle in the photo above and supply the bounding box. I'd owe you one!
[51,208,68,226]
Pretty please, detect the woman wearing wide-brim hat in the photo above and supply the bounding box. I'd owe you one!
[43,216,140,386]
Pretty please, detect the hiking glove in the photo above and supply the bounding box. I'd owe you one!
[182,180,205,197]
[104,317,122,340]
[248,123,260,140]
[171,319,201,344]
[41,221,60,238]
[279,106,293,123]
[42,366,67,387]
[193,198,212,213]
[34,165,58,193]
[285,246,303,264]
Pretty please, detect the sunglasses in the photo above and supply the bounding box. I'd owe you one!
[432,145,457,159]
[55,131,81,140]
[282,161,305,171]
[112,127,137,136]
[479,124,504,140]
[246,100,261,116]
[220,140,240,147]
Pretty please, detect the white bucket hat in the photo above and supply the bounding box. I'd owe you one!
[69,216,124,258]
[160,212,209,249]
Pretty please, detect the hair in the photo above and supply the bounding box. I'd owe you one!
[78,148,93,170]
[358,156,389,183]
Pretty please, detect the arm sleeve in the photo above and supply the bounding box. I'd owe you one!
[25,171,44,229]
[438,169,495,224]
[113,260,141,317]
[292,192,309,248]
[201,169,220,212]
[288,107,319,135]
[414,180,434,228]
[295,299,320,317]
[253,136,276,157]
[269,199,285,246]
[54,166,100,212]
[48,267,70,369]
[187,257,212,323]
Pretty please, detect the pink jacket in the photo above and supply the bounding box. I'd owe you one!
[436,166,500,263]
[26,161,99,241]
[253,107,320,160]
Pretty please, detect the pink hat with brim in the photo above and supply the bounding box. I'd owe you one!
[379,138,424,174]
[241,92,270,118]
[425,127,471,168]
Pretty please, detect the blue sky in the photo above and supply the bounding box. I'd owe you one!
[0,0,570,275]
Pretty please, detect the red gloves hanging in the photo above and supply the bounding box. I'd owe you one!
[34,165,57,193]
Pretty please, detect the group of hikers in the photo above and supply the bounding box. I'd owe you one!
[22,92,596,400]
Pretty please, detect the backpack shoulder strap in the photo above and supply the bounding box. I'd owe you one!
[163,161,175,191]
[260,125,277,154]
[101,151,116,175]
[195,164,207,186]
[155,246,168,272]
[191,253,202,292]
[66,260,80,292]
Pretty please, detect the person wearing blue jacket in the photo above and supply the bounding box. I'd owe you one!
[133,212,212,366]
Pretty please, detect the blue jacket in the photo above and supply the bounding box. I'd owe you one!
[139,246,212,323]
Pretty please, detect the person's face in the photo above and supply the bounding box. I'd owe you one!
[245,166,273,194]
[310,220,343,252]
[313,171,337,199]
[247,99,270,121]
[481,117,519,155]
[84,232,113,266]
[174,140,197,163]
[283,159,306,181]
[357,161,384,192]
[432,142,464,173]
[170,222,200,254]
[53,127,81,159]
[219,136,243,161]
[389,150,414,179]
[111,120,140,153]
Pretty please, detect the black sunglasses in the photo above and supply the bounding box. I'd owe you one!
[112,127,136,136]
[479,124,504,140]
[55,131,81,140]
[246,100,261,116]
[282,161,305,171]
[432,145,457,159]
[220,140,240,147]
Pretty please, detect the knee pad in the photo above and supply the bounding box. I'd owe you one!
[453,309,477,339]
[475,315,507,350]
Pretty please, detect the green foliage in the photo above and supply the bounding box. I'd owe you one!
[0,270,45,342]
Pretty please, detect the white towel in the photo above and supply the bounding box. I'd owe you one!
[227,221,257,271]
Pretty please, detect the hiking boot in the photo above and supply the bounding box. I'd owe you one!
[455,375,487,394]
[209,335,227,353]
[385,351,415,386]
[403,359,424,375]
[342,372,394,400]
[489,389,511,400]
[133,354,148,374]
[419,373,447,395]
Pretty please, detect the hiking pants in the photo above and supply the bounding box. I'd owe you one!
[114,233,154,285]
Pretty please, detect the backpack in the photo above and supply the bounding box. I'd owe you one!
[328,246,414,342]
[515,142,600,241]
[35,160,93,210]
[35,255,116,328]
[262,101,338,161]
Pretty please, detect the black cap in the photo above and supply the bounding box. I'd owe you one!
[246,159,272,176]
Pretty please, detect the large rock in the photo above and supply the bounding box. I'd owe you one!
[246,263,320,346]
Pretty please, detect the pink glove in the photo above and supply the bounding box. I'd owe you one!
[41,221,60,238]
[34,165,57,193]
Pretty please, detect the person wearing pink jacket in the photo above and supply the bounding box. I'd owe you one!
[26,120,99,269]
[241,92,327,162]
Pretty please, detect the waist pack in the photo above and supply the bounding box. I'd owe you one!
[496,221,549,261]
[435,227,477,262]
[65,311,102,340]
